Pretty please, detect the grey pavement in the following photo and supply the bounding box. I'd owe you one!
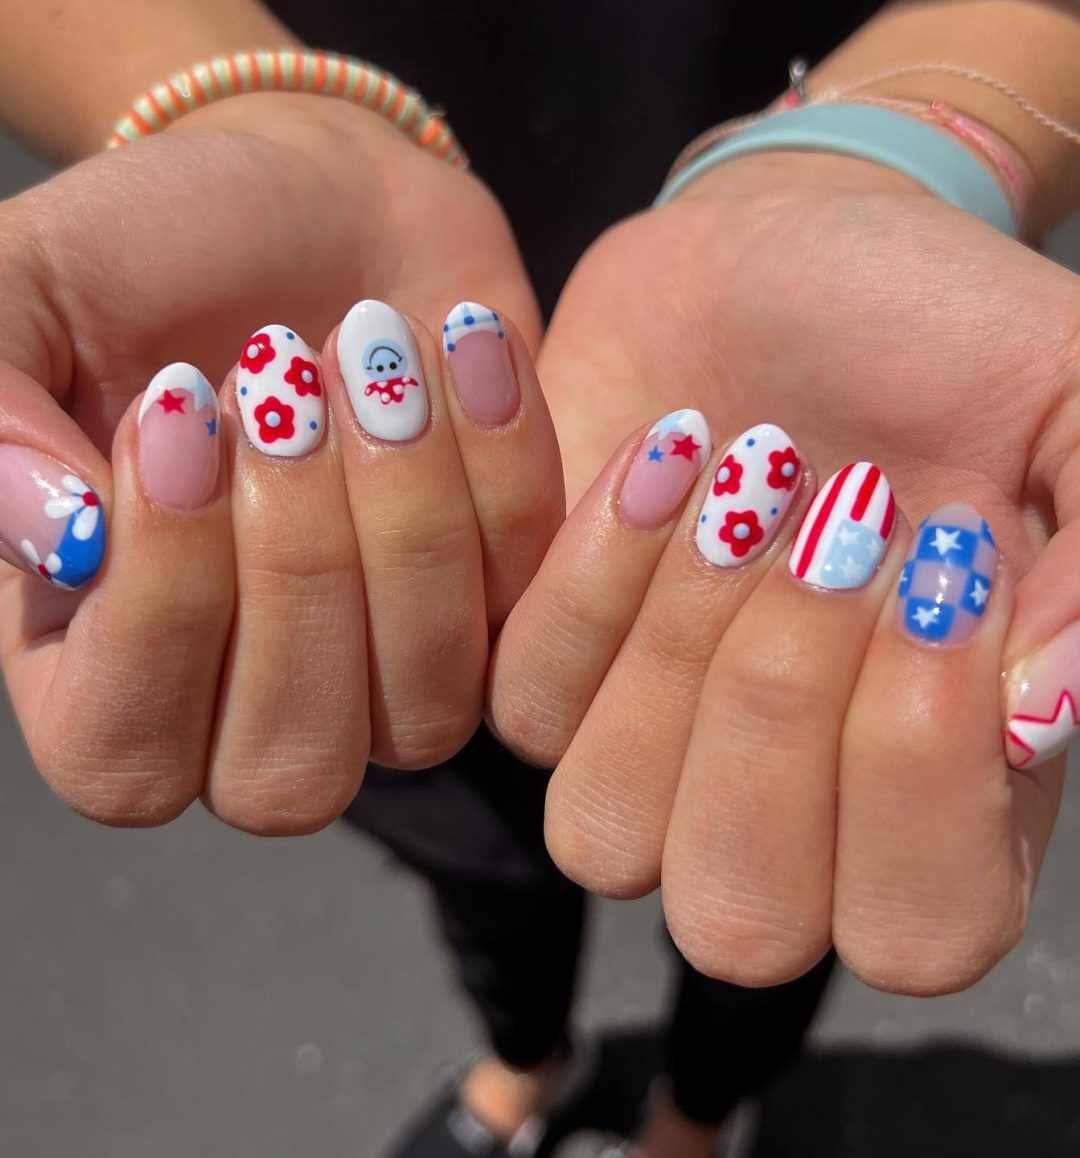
[3,131,1080,1157]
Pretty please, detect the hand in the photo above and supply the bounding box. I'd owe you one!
[489,150,1080,994]
[0,92,561,833]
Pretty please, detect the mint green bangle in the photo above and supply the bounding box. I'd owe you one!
[655,103,1018,238]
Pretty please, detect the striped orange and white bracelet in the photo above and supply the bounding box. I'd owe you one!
[106,48,468,169]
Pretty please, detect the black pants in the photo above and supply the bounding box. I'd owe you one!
[343,726,833,1126]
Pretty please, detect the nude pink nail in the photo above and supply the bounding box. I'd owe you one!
[138,363,221,511]
[0,446,106,589]
[1006,620,1080,769]
[619,409,711,531]
[443,302,520,427]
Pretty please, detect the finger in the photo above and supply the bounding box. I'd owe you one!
[326,299,487,769]
[543,424,810,897]
[837,502,1020,994]
[2,361,234,824]
[663,463,902,985]
[488,409,712,768]
[206,325,370,834]
[440,302,564,632]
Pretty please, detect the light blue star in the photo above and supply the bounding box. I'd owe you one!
[187,368,218,414]
[648,445,664,462]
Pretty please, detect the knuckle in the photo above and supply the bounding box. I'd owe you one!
[208,765,363,837]
[665,885,831,987]
[836,900,1026,997]
[488,683,571,769]
[34,724,200,828]
[545,784,660,900]
[371,697,483,771]
[720,642,829,742]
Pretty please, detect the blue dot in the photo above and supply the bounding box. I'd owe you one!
[285,331,295,340]
[464,315,475,325]
[746,438,756,447]
[770,507,778,516]
[447,342,456,353]
[497,331,505,340]
[310,420,318,430]
[491,311,499,320]
[700,515,707,524]
[443,324,449,332]
[240,386,248,396]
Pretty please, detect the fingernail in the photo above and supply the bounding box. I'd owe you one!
[696,423,801,565]
[619,409,711,530]
[337,300,429,442]
[443,301,519,426]
[1005,621,1080,768]
[0,446,106,589]
[789,462,895,589]
[237,325,325,457]
[138,363,221,510]
[897,503,996,644]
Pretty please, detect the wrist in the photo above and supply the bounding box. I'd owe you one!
[0,0,300,162]
[809,0,1080,236]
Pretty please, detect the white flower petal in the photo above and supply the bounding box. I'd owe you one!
[45,553,62,575]
[72,505,99,541]
[20,539,41,567]
[61,475,89,495]
[45,495,81,520]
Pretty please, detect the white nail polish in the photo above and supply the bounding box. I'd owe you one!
[696,423,802,567]
[237,325,326,458]
[337,300,429,442]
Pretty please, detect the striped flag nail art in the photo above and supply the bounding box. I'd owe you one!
[788,462,895,589]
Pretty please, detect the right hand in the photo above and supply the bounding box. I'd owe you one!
[0,92,562,833]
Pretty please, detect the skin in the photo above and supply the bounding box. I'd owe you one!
[492,150,1080,997]
[0,93,562,833]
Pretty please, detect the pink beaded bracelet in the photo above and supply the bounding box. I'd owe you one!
[106,48,468,169]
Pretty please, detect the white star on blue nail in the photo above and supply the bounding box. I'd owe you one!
[912,605,940,630]
[931,527,962,557]
[969,579,990,609]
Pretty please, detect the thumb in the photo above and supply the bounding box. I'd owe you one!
[1002,441,1080,771]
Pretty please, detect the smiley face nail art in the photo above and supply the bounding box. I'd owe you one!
[337,300,429,442]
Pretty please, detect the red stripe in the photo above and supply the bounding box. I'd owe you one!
[850,464,881,520]
[879,491,896,540]
[795,464,854,579]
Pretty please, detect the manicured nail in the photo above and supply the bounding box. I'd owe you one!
[1005,621,1080,768]
[138,363,221,510]
[0,446,106,589]
[619,409,710,530]
[897,503,995,644]
[696,423,801,565]
[443,301,519,426]
[789,462,895,589]
[237,325,325,457]
[337,300,429,442]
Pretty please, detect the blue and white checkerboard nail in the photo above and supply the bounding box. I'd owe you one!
[897,502,996,644]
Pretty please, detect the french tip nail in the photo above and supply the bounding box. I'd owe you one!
[619,408,711,531]
[1006,621,1080,768]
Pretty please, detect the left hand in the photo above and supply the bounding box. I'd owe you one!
[489,149,1080,995]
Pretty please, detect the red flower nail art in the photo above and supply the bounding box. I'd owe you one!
[254,395,295,444]
[284,356,321,397]
[717,509,763,558]
[767,446,801,491]
[712,454,743,496]
[240,332,275,374]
